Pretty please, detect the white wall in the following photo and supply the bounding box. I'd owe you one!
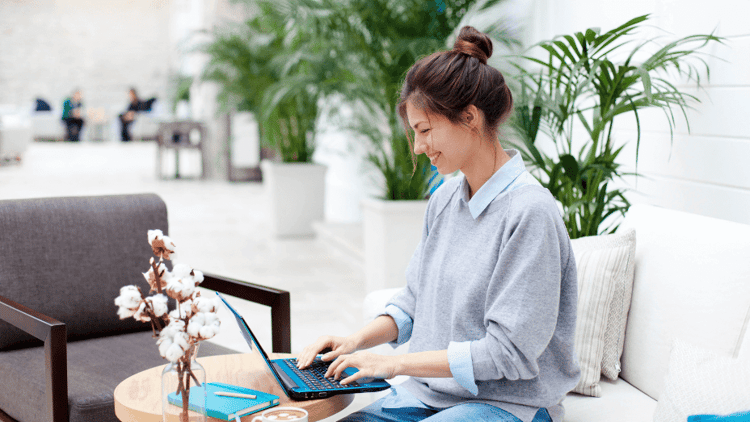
[525,0,750,225]
[0,0,173,116]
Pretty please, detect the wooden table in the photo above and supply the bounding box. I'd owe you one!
[114,353,354,422]
[156,120,206,179]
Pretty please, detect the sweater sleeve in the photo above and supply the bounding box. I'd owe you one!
[470,198,567,382]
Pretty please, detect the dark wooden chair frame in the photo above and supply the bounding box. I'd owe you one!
[0,273,291,422]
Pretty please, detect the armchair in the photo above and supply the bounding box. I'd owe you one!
[0,194,290,422]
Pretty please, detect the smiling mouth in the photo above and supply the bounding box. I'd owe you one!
[428,152,440,164]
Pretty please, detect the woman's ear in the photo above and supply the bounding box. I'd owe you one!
[463,105,483,134]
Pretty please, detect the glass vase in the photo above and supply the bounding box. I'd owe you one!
[162,344,206,422]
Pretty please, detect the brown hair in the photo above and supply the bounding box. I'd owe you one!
[397,26,513,142]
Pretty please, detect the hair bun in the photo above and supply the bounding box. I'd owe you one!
[453,26,492,65]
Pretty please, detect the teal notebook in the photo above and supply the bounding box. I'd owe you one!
[168,382,280,420]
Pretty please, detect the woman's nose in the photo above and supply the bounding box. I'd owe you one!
[413,136,427,155]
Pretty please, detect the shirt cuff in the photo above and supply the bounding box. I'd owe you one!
[447,341,479,395]
[384,304,413,346]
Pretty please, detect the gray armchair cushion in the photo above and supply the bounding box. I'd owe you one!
[0,331,237,422]
[0,194,168,350]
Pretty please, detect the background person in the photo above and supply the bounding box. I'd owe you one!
[119,87,140,142]
[297,26,581,422]
[61,89,84,142]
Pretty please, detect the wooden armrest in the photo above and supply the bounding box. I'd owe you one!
[0,295,68,422]
[199,273,291,353]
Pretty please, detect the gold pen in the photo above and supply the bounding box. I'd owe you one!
[214,391,257,399]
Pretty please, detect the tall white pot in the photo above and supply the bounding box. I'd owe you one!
[261,160,327,237]
[362,198,428,293]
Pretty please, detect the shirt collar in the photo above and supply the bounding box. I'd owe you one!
[459,149,526,219]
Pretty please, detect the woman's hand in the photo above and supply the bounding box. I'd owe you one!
[325,351,399,385]
[296,335,359,369]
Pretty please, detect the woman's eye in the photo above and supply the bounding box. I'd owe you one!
[420,128,430,134]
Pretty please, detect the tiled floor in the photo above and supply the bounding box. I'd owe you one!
[0,140,388,420]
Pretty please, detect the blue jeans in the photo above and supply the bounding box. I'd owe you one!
[338,389,552,422]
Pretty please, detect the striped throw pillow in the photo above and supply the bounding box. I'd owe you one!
[570,228,636,397]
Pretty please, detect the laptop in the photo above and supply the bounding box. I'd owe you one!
[216,292,392,400]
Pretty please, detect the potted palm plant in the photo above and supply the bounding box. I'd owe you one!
[510,15,721,238]
[295,0,520,291]
[202,2,329,237]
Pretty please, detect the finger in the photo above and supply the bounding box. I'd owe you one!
[297,347,318,369]
[321,348,344,362]
[326,355,347,378]
[333,355,357,380]
[340,371,365,385]
[298,339,329,368]
[324,356,340,378]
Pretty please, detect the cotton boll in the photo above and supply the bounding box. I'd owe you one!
[157,336,173,358]
[199,313,221,339]
[148,229,164,245]
[173,331,190,351]
[194,295,218,313]
[164,319,185,334]
[166,277,193,301]
[165,343,184,362]
[172,264,192,278]
[168,309,181,320]
[180,279,196,298]
[149,231,177,260]
[162,235,177,251]
[117,306,136,319]
[177,300,194,318]
[192,270,204,285]
[115,285,141,309]
[187,312,206,337]
[148,294,169,317]
[132,302,150,322]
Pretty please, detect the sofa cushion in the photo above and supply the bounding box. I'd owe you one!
[617,204,750,400]
[0,194,168,351]
[0,330,237,422]
[653,339,750,422]
[569,228,636,396]
[562,377,656,422]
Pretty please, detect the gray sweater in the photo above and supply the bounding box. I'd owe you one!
[386,172,581,422]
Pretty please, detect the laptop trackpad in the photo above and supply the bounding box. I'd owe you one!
[271,361,299,388]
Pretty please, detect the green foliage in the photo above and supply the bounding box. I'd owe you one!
[170,75,192,112]
[201,2,318,162]
[510,15,721,238]
[273,0,519,198]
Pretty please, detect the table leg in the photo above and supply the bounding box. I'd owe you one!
[175,149,180,179]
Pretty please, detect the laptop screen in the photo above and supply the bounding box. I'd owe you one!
[215,292,288,389]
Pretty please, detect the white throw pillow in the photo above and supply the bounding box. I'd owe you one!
[570,228,636,397]
[653,339,750,422]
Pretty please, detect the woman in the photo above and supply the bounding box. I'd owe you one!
[119,87,140,142]
[61,89,84,142]
[297,26,580,422]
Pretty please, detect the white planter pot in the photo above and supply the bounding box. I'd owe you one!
[261,160,327,238]
[362,198,428,293]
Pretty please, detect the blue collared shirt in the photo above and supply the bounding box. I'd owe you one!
[384,149,542,395]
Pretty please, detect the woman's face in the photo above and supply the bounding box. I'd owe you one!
[405,101,477,175]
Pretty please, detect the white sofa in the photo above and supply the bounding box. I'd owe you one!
[363,204,750,421]
[31,109,65,141]
[0,107,32,160]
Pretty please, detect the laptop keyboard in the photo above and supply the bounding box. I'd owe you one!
[285,358,361,390]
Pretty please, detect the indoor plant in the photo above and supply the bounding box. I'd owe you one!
[510,15,721,238]
[202,3,329,237]
[289,0,520,290]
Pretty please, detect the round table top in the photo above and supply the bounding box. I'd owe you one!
[114,353,354,422]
